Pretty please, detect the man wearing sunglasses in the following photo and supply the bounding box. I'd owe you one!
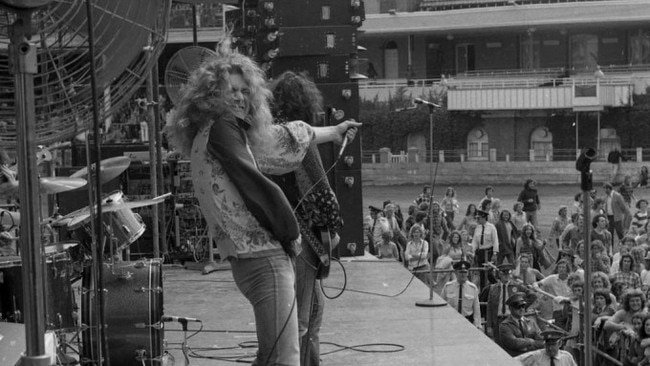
[499,293,544,357]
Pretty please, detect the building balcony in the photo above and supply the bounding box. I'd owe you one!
[359,65,650,111]
[446,74,634,111]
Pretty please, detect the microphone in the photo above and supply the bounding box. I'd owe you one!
[414,98,441,108]
[161,315,201,323]
[394,106,417,112]
[337,133,350,160]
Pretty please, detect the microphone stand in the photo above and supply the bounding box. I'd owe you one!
[577,148,596,366]
[416,102,446,307]
[180,318,191,366]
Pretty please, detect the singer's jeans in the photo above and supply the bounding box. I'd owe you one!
[230,253,299,366]
[296,246,324,366]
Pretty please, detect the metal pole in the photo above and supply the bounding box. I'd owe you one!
[192,4,198,46]
[152,62,167,256]
[10,11,50,366]
[596,111,601,156]
[85,1,109,363]
[582,190,594,366]
[146,54,160,259]
[575,113,579,156]
[428,108,434,298]
[578,148,595,366]
[415,106,445,307]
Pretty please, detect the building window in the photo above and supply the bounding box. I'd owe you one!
[521,36,541,70]
[384,41,399,79]
[631,30,650,64]
[570,34,598,71]
[467,128,488,161]
[530,127,553,161]
[456,43,475,74]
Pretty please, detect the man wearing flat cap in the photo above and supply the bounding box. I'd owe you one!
[499,293,544,357]
[440,260,482,329]
[471,209,499,289]
[486,263,531,343]
[515,329,577,366]
[365,205,390,255]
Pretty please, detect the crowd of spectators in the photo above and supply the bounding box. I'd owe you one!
[364,177,650,364]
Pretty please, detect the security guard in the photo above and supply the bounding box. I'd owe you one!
[486,263,531,343]
[440,260,482,329]
[499,293,544,357]
[515,329,577,366]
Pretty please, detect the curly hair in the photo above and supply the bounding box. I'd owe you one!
[164,51,273,157]
[268,71,323,123]
[408,224,425,240]
[591,271,611,290]
[447,230,462,246]
[593,289,612,305]
[620,288,646,312]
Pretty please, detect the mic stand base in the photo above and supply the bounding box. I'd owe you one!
[415,298,447,307]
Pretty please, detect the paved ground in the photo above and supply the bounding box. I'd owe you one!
[163,259,521,366]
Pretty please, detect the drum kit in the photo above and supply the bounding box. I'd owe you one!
[0,155,170,365]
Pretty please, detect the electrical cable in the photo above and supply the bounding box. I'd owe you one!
[250,135,349,365]
[321,237,426,299]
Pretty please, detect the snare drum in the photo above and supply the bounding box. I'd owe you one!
[0,252,75,329]
[68,190,146,252]
[82,259,163,366]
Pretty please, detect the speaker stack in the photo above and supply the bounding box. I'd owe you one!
[270,0,366,257]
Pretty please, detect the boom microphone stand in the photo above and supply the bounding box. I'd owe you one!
[415,100,445,307]
[577,148,596,366]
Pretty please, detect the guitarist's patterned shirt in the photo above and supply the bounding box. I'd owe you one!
[267,118,343,268]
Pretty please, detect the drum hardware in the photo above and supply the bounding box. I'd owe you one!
[117,270,134,280]
[134,321,163,330]
[135,286,163,294]
[135,349,166,364]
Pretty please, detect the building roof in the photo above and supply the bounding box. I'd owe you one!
[360,0,650,36]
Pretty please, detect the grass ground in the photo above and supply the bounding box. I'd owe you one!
[363,184,581,236]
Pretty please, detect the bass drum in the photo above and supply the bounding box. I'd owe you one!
[82,260,163,365]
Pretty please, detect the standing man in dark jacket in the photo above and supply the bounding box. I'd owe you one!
[518,179,541,229]
[495,210,519,265]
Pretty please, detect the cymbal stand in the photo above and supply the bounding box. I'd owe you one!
[55,328,81,366]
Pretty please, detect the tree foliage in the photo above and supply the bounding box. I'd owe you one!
[359,87,482,152]
[361,86,650,153]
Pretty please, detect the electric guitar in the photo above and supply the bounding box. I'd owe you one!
[316,229,332,279]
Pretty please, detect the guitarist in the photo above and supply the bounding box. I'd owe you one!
[269,71,357,366]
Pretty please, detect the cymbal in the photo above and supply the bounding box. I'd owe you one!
[39,177,87,194]
[102,192,171,212]
[62,192,171,228]
[0,177,87,198]
[70,156,131,185]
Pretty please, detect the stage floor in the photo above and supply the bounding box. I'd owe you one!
[164,257,521,366]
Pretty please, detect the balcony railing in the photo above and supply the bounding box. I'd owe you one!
[362,147,644,164]
[419,0,631,12]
